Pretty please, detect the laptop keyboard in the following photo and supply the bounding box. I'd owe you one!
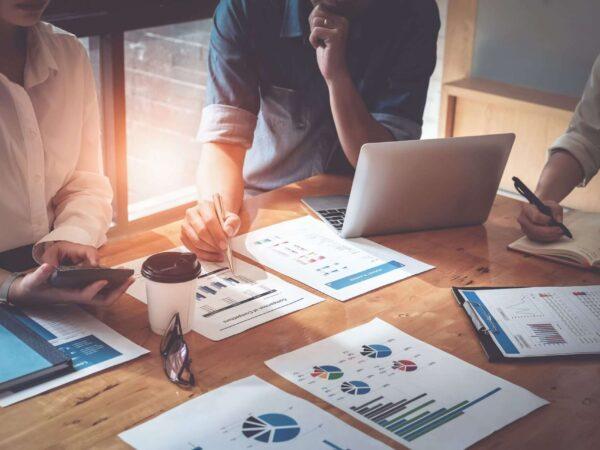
[318,209,347,231]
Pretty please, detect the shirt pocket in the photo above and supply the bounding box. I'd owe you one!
[259,84,308,131]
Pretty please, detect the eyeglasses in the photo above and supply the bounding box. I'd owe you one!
[160,313,195,387]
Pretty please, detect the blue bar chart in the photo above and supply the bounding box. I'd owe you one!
[266,318,547,450]
[351,388,501,442]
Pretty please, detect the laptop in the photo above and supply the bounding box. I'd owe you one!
[302,134,515,238]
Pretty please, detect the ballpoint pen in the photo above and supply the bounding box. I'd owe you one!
[212,193,235,274]
[512,176,573,239]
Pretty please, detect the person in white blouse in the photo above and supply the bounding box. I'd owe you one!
[518,53,600,242]
[0,0,132,306]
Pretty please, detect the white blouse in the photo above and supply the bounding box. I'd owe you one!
[0,22,112,256]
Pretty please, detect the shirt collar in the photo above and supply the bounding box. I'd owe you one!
[24,23,59,89]
[280,0,309,38]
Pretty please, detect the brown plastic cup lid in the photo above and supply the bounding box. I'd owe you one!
[141,252,201,283]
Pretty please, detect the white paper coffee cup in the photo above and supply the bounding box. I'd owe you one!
[141,252,201,335]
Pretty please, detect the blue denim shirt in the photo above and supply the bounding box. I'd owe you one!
[198,0,440,191]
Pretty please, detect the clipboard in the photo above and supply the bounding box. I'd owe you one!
[452,286,513,362]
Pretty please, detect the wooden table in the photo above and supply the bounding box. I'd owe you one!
[2,175,599,449]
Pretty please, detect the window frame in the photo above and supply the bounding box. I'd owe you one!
[44,0,218,238]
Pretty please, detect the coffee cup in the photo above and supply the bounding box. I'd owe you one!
[141,252,201,335]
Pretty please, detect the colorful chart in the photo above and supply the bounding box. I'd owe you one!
[392,360,418,372]
[361,344,392,358]
[242,413,301,443]
[341,381,371,395]
[311,365,344,380]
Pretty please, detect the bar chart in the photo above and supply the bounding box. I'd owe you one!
[266,318,547,450]
[350,388,502,442]
[195,267,277,318]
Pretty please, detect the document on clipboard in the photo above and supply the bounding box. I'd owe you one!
[453,286,600,360]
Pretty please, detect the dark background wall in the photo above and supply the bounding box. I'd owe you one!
[471,0,600,98]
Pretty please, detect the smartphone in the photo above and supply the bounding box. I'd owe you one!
[49,266,134,291]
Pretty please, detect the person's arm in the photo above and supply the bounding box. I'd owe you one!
[34,41,112,266]
[181,0,259,261]
[326,73,394,167]
[308,2,439,167]
[535,150,585,202]
[181,143,245,261]
[518,54,600,242]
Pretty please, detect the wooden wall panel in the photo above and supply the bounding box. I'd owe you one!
[450,94,600,212]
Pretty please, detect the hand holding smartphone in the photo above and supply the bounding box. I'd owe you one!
[49,266,134,291]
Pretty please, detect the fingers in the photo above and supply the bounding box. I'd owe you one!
[309,26,337,49]
[40,245,60,266]
[223,213,241,237]
[198,201,229,251]
[85,247,99,266]
[181,232,224,262]
[25,263,56,288]
[79,280,110,302]
[517,207,564,243]
[96,277,135,307]
[546,201,564,223]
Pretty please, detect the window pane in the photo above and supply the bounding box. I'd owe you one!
[79,36,117,223]
[125,20,212,220]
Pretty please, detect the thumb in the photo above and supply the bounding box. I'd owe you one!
[27,263,56,287]
[86,248,99,266]
[223,213,241,237]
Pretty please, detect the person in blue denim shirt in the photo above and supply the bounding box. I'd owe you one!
[181,0,440,261]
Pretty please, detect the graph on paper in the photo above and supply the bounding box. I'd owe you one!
[266,319,547,450]
[119,376,392,450]
[232,216,434,301]
[459,286,600,357]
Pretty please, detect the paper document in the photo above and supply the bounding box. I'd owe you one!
[266,318,547,450]
[125,248,323,340]
[0,305,148,407]
[458,286,600,357]
[119,375,391,450]
[232,216,433,301]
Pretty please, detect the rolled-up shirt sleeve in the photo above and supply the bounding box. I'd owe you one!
[369,0,440,141]
[548,54,600,186]
[197,0,259,149]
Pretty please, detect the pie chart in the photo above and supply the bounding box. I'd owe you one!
[341,380,371,395]
[311,365,344,380]
[242,413,301,443]
[361,344,392,358]
[393,360,418,372]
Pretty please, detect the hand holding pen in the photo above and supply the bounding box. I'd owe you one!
[180,196,241,264]
[513,177,573,242]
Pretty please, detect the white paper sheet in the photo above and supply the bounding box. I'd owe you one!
[458,286,600,357]
[120,375,391,450]
[124,248,324,340]
[0,305,148,406]
[232,216,434,301]
[266,318,548,450]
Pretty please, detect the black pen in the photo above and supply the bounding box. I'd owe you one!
[512,176,573,239]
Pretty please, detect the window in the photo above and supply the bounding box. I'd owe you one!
[125,20,211,220]
[44,0,218,236]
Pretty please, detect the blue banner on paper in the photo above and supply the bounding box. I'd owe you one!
[57,335,122,371]
[326,261,404,290]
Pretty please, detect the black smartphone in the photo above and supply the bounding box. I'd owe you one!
[49,267,134,291]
